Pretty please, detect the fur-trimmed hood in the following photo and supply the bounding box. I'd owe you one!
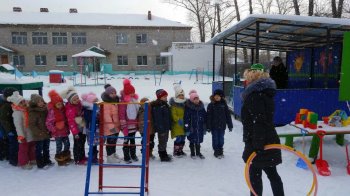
[241,78,276,100]
[169,97,186,107]
[185,99,204,111]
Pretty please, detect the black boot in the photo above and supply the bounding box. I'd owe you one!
[219,148,224,158]
[173,142,181,157]
[123,146,132,164]
[179,141,186,156]
[159,151,171,162]
[130,146,139,161]
[37,158,45,169]
[189,143,196,159]
[195,144,205,159]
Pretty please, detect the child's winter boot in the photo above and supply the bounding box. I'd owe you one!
[173,142,181,157]
[55,153,67,166]
[189,143,196,159]
[123,146,132,164]
[195,144,205,159]
[179,141,186,156]
[159,151,172,162]
[130,146,139,161]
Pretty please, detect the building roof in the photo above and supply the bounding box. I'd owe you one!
[207,14,350,51]
[0,64,14,70]
[0,12,191,28]
[72,50,106,58]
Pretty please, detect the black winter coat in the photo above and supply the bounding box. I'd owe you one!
[150,99,171,133]
[241,78,282,168]
[184,100,206,143]
[0,96,16,135]
[207,98,233,131]
[269,63,288,89]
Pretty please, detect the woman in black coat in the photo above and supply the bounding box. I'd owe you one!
[269,56,288,89]
[241,64,284,196]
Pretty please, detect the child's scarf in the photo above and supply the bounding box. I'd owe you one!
[12,104,29,128]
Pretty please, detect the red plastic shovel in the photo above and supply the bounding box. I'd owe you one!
[346,144,350,175]
[315,130,331,176]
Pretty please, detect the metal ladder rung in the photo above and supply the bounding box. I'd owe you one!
[88,192,140,195]
[93,163,142,168]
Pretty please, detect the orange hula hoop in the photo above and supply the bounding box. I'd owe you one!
[244,144,318,196]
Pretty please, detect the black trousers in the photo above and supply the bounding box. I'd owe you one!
[157,132,169,152]
[249,165,284,196]
[106,133,119,156]
[73,133,86,162]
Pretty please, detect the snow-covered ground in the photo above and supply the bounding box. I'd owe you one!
[0,73,349,196]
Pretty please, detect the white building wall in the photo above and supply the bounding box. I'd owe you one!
[169,42,222,72]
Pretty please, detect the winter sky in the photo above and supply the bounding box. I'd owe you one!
[0,0,189,24]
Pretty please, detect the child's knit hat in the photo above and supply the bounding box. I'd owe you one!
[48,90,63,105]
[174,84,185,98]
[81,92,98,104]
[105,86,117,95]
[123,79,135,96]
[61,86,78,103]
[156,89,168,99]
[189,90,199,102]
[213,89,225,98]
[7,91,24,105]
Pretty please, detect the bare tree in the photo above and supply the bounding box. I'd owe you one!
[314,0,332,16]
[308,0,314,15]
[165,0,207,42]
[275,0,294,14]
[332,0,345,18]
[249,0,254,14]
[293,0,301,15]
[256,0,273,14]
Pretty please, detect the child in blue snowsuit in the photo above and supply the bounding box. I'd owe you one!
[206,89,233,158]
[184,90,207,159]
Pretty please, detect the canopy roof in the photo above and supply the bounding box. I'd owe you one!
[207,14,350,51]
[72,50,106,58]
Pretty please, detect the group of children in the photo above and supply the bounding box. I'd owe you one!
[0,78,233,169]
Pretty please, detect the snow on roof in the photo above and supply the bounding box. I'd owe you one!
[49,70,64,73]
[0,64,14,70]
[0,12,191,28]
[0,45,14,52]
[72,50,106,58]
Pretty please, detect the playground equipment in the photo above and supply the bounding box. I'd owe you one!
[295,109,318,129]
[72,50,107,86]
[296,128,308,169]
[84,102,150,196]
[153,69,165,86]
[245,144,318,196]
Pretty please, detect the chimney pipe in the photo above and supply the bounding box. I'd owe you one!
[13,7,22,12]
[69,8,78,13]
[148,11,152,20]
[40,8,49,13]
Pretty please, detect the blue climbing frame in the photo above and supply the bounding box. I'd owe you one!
[84,102,150,195]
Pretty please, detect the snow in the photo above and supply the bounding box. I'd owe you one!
[0,12,190,28]
[49,70,64,73]
[1,73,350,196]
[0,64,14,71]
[72,50,106,58]
[0,45,14,52]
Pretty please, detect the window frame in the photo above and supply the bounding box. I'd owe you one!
[56,55,68,66]
[72,32,87,45]
[12,55,25,66]
[52,32,68,45]
[32,32,48,45]
[136,33,147,44]
[34,55,47,66]
[137,55,148,66]
[156,56,167,65]
[11,32,27,45]
[117,55,128,66]
[116,33,128,44]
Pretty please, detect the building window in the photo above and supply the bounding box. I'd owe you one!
[34,55,47,66]
[32,32,48,45]
[52,32,67,45]
[137,56,147,65]
[13,55,25,66]
[11,32,27,45]
[156,56,167,65]
[116,33,128,44]
[136,33,147,44]
[56,55,68,66]
[72,32,87,45]
[117,56,128,65]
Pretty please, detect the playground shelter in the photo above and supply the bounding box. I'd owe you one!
[72,50,107,86]
[207,14,350,125]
